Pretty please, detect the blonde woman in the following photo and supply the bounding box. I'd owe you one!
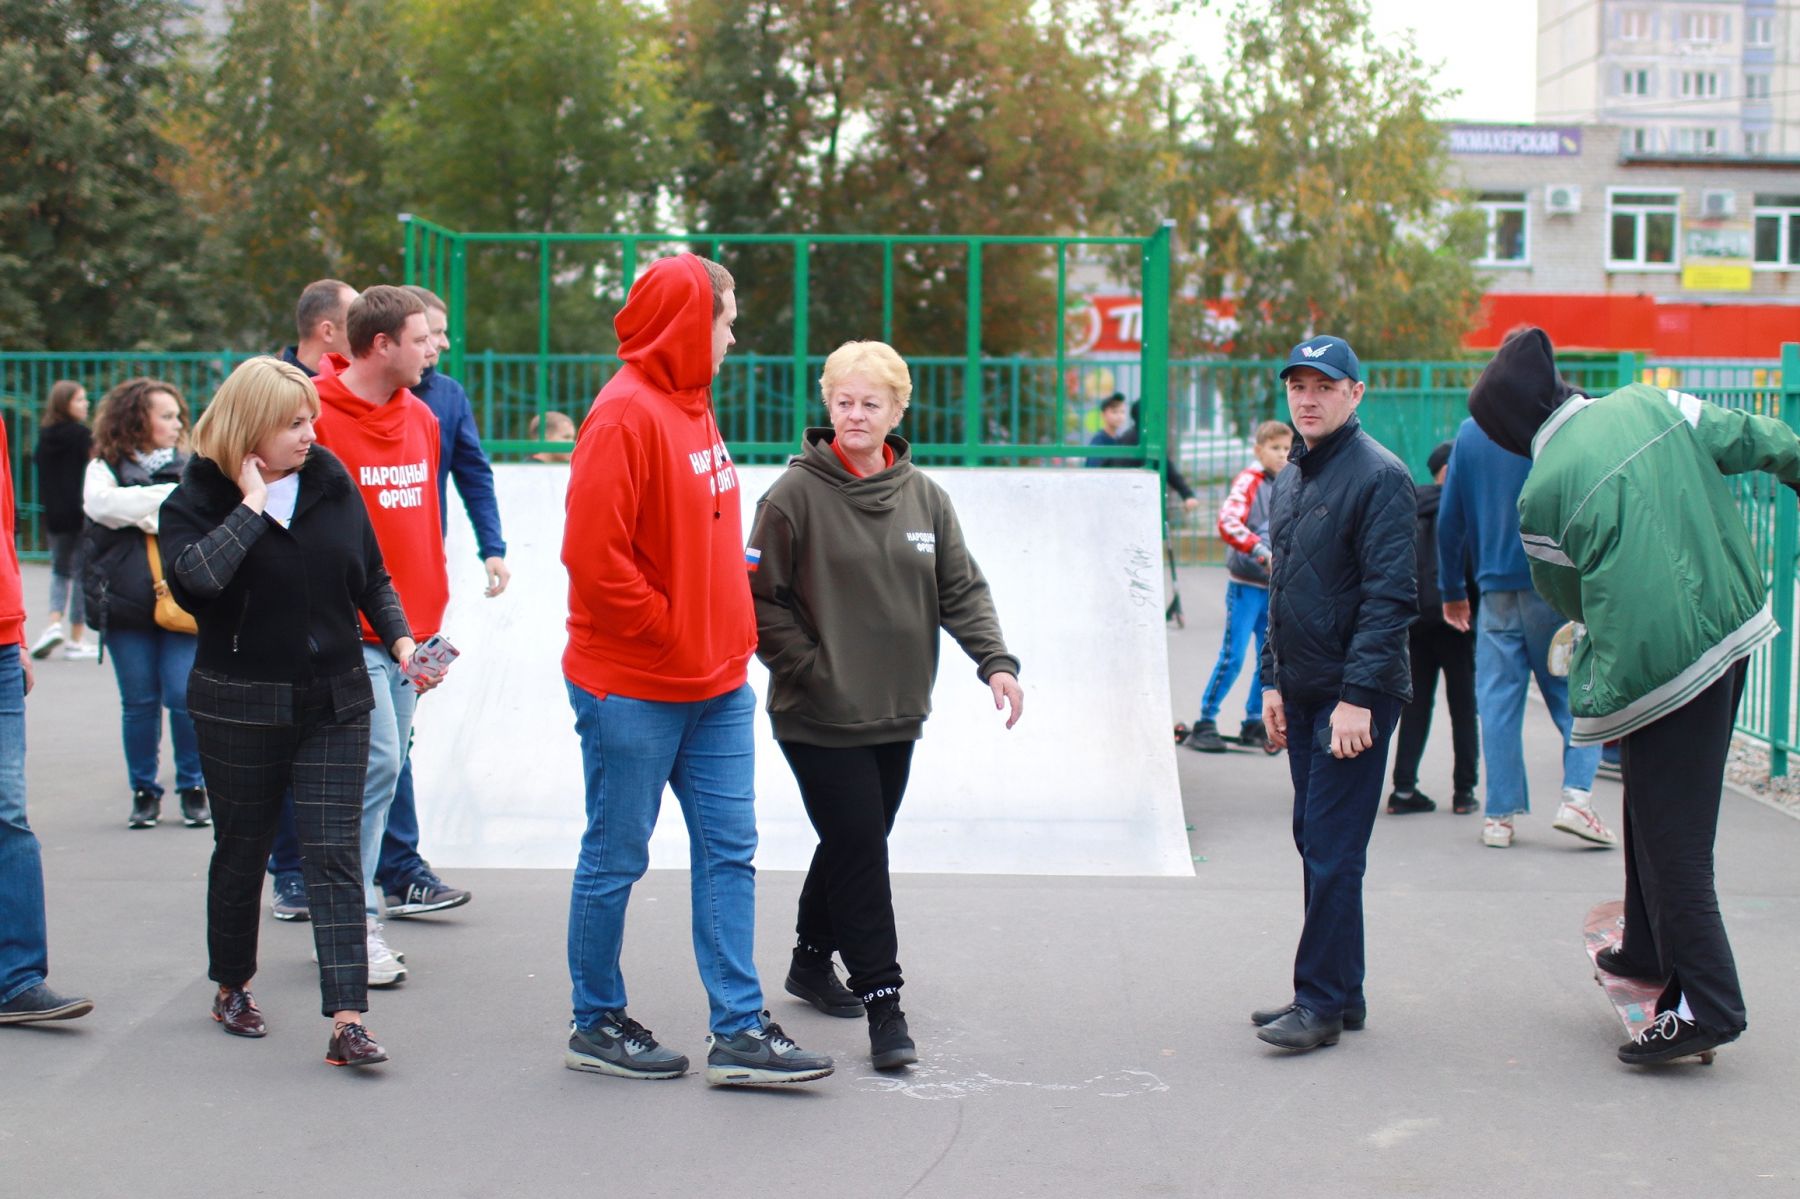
[157,356,420,1068]
[746,340,1024,1070]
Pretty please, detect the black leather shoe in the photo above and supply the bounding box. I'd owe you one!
[211,987,266,1037]
[1255,1006,1343,1050]
[784,950,864,1018]
[326,1022,388,1067]
[1596,945,1663,982]
[1251,1002,1365,1031]
[0,982,94,1025]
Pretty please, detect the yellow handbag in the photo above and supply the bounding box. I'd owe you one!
[144,534,199,635]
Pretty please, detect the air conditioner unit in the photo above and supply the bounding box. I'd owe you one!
[1545,185,1582,215]
[1700,189,1737,218]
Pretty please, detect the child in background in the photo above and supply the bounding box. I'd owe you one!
[1184,420,1292,753]
[527,410,577,464]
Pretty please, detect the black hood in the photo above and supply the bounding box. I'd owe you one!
[1467,328,1580,459]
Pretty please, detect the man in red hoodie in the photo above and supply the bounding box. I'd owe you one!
[561,254,832,1086]
[0,416,94,1025]
[311,285,449,987]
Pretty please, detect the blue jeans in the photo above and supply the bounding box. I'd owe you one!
[1197,581,1269,724]
[376,756,427,888]
[0,646,48,1004]
[1475,590,1601,818]
[566,680,762,1036]
[106,627,203,795]
[360,644,417,918]
[1284,694,1403,1019]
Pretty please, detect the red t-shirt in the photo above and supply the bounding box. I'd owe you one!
[0,419,24,647]
[829,438,895,477]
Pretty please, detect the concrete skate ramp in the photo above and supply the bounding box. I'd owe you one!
[414,463,1192,877]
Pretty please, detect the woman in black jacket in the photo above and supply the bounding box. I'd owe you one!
[159,356,421,1069]
[29,380,94,660]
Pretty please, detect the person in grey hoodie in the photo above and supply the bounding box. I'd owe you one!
[747,339,1024,1072]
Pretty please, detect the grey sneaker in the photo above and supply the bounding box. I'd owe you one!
[365,919,407,987]
[566,1010,689,1080]
[705,1013,834,1085]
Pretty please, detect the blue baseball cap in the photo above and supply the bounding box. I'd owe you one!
[1278,335,1361,383]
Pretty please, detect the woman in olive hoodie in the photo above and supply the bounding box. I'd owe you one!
[747,340,1024,1070]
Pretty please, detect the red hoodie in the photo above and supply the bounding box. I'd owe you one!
[311,354,448,642]
[562,254,755,702]
[0,419,24,647]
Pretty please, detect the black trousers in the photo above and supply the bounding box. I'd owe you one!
[196,683,372,1016]
[1390,621,1478,794]
[1618,660,1748,1037]
[779,739,915,1000]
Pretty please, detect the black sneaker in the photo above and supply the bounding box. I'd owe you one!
[179,786,211,828]
[784,949,864,1018]
[1617,1010,1729,1065]
[1182,720,1228,754]
[127,788,159,829]
[1596,945,1662,981]
[270,871,310,922]
[1386,789,1437,814]
[383,868,472,917]
[705,1013,834,1085]
[566,1010,688,1079]
[0,982,94,1025]
[867,996,918,1070]
[1237,719,1268,747]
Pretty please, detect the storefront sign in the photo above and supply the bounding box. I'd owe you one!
[1682,226,1753,291]
[1447,125,1583,156]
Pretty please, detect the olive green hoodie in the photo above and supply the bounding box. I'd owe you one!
[747,428,1020,747]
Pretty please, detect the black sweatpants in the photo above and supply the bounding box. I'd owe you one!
[1618,660,1748,1038]
[1390,620,1478,795]
[779,739,915,1001]
[196,683,372,1016]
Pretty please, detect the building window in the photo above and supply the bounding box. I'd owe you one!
[1622,127,1656,154]
[1621,68,1652,96]
[1673,127,1722,154]
[1753,195,1800,268]
[1679,12,1725,43]
[1747,15,1774,47]
[1608,191,1680,269]
[1746,73,1772,101]
[1745,131,1770,156]
[1678,71,1722,99]
[1618,10,1651,40]
[1476,192,1529,264]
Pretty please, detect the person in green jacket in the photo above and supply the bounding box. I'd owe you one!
[747,339,1024,1072]
[1469,327,1800,1067]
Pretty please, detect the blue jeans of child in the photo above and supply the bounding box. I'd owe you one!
[1197,580,1269,725]
[106,627,204,796]
[1475,589,1600,819]
[565,680,762,1036]
[0,646,48,1004]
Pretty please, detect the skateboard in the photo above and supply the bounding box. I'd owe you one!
[1172,722,1281,755]
[1582,899,1714,1064]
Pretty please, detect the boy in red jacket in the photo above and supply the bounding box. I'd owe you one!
[311,285,448,987]
[561,254,831,1087]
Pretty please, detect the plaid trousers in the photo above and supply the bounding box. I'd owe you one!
[195,680,372,1015]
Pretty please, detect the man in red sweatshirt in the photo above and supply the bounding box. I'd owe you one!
[311,285,449,987]
[0,416,94,1025]
[561,254,832,1086]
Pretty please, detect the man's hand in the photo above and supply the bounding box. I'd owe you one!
[988,672,1024,729]
[1182,496,1200,511]
[19,646,32,696]
[1328,701,1374,759]
[483,556,511,598]
[1262,690,1287,749]
[1441,599,1471,632]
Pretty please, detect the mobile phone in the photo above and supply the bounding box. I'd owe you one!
[403,633,459,690]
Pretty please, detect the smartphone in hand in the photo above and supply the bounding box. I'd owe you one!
[403,633,460,692]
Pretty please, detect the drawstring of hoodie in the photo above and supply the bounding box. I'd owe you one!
[705,400,724,520]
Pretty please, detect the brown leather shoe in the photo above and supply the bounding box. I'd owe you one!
[325,1022,388,1067]
[211,987,266,1038]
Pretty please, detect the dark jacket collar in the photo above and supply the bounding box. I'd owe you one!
[1290,415,1363,476]
[180,445,355,517]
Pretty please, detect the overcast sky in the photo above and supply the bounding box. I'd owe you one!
[1174,0,1540,124]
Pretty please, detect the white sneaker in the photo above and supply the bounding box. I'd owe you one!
[1553,790,1619,847]
[1482,817,1514,848]
[63,641,98,661]
[28,623,63,660]
[367,919,408,987]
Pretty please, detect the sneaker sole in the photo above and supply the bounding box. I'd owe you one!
[127,820,157,829]
[783,976,865,1018]
[1617,1040,1721,1066]
[1552,817,1617,846]
[564,1049,687,1080]
[183,817,211,828]
[871,1044,918,1070]
[368,969,406,987]
[0,999,94,1024]
[29,637,62,660]
[383,892,472,918]
[704,1062,835,1085]
[270,908,310,922]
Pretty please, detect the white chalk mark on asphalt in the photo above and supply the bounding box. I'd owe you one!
[1368,1117,1440,1149]
[856,1062,1169,1102]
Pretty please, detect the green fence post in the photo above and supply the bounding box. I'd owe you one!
[537,237,551,437]
[1140,222,1173,489]
[881,241,895,344]
[963,241,983,466]
[792,241,810,447]
[1055,242,1067,446]
[401,213,416,285]
[1770,343,1800,777]
[449,235,468,382]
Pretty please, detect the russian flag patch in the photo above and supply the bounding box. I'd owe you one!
[745,547,762,572]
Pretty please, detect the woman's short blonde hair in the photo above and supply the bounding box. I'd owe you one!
[193,357,321,468]
[819,340,912,412]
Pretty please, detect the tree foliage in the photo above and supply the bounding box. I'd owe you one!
[0,0,220,349]
[1152,0,1486,360]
